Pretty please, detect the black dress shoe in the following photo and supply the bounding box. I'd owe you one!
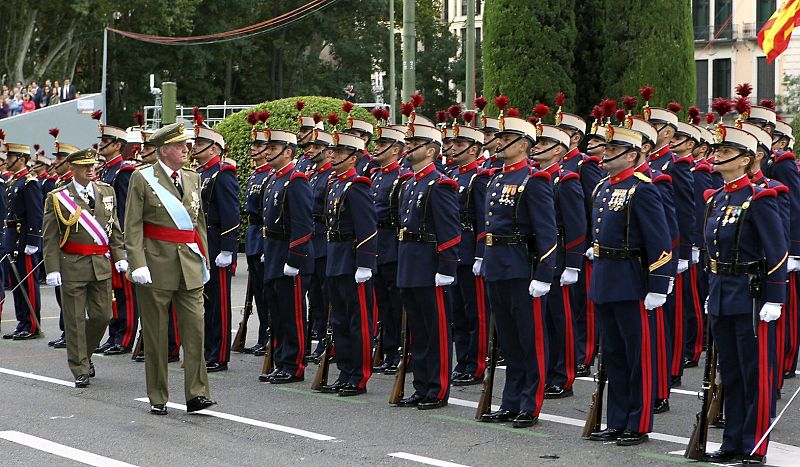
[168,355,180,363]
[89,361,95,378]
[575,364,591,377]
[784,370,796,379]
[104,344,131,355]
[245,343,266,355]
[683,358,698,368]
[74,375,90,388]
[48,337,59,346]
[383,364,398,375]
[417,398,447,410]
[135,354,145,362]
[511,412,538,428]
[616,431,648,446]
[670,376,682,388]
[319,380,347,393]
[186,396,216,413]
[338,384,367,397]
[712,416,726,429]
[495,356,506,366]
[12,331,40,340]
[742,454,766,464]
[206,362,228,372]
[452,374,483,386]
[308,350,324,364]
[53,338,67,349]
[94,343,113,354]
[3,330,20,339]
[150,404,168,415]
[704,449,741,462]
[654,398,670,414]
[588,428,624,441]
[373,361,393,373]
[479,409,516,423]
[258,368,282,383]
[395,393,424,407]
[450,370,465,381]
[544,385,573,399]
[253,346,267,357]
[269,371,303,384]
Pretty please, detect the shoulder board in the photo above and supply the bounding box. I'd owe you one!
[488,167,502,176]
[353,176,372,186]
[220,164,237,174]
[477,169,492,177]
[674,155,693,165]
[694,163,711,172]
[95,180,112,187]
[438,177,458,189]
[583,155,601,164]
[25,174,38,183]
[560,171,580,182]
[776,152,796,163]
[290,171,308,181]
[634,172,651,183]
[51,184,69,194]
[753,188,777,200]
[531,170,551,181]
[652,173,672,184]
[774,184,789,194]
[704,188,721,202]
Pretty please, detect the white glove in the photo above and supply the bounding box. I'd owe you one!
[472,258,483,276]
[24,245,38,255]
[585,246,594,261]
[644,292,667,310]
[529,279,551,298]
[435,273,455,286]
[114,260,128,273]
[355,267,372,283]
[130,267,152,285]
[215,251,233,268]
[667,277,675,295]
[46,272,62,287]
[759,302,782,323]
[260,254,264,263]
[704,297,709,315]
[677,259,689,274]
[788,256,800,272]
[691,247,700,265]
[560,267,580,286]
[283,263,299,276]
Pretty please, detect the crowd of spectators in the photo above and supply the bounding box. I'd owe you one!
[0,78,78,119]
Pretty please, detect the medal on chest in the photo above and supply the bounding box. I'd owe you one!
[190,191,201,217]
[499,184,517,206]
[608,188,629,211]
[721,205,742,226]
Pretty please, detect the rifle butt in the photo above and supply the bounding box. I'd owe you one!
[131,331,143,361]
[474,379,493,420]
[310,347,330,391]
[683,413,706,460]
[388,360,406,405]
[261,338,274,375]
[231,322,247,353]
[581,393,601,438]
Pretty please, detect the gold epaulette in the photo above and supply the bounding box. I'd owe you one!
[634,172,651,183]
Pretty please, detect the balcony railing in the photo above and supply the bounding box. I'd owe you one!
[694,22,761,44]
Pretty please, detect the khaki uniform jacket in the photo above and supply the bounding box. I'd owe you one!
[124,163,209,291]
[42,181,125,281]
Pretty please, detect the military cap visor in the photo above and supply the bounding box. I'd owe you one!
[148,123,190,147]
[66,148,100,165]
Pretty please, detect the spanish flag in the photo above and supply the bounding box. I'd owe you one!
[759,0,800,63]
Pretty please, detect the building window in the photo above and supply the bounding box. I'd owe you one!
[693,0,711,41]
[757,0,776,30]
[696,60,709,112]
[462,0,467,16]
[714,0,733,40]
[757,56,776,102]
[444,0,449,22]
[477,0,481,14]
[476,27,482,49]
[712,58,731,99]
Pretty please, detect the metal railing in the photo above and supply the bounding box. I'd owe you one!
[694,22,760,43]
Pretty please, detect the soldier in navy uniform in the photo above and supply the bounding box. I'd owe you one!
[305,129,335,362]
[448,122,490,387]
[343,117,376,175]
[95,124,137,355]
[295,112,324,173]
[480,116,503,170]
[477,116,558,428]
[531,122,586,399]
[316,132,377,396]
[369,126,408,374]
[1,143,43,340]
[243,127,273,356]
[192,125,240,372]
[258,129,313,384]
[393,122,460,410]
[701,124,786,465]
[586,125,672,447]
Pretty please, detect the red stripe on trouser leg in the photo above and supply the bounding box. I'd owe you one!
[474,277,487,377]
[532,297,546,416]
[784,274,798,372]
[756,320,771,456]
[689,265,703,362]
[372,289,378,336]
[219,268,229,363]
[434,286,449,400]
[357,283,372,389]
[656,307,668,399]
[24,255,37,333]
[671,274,684,376]
[639,303,653,433]
[777,307,786,390]
[562,285,575,389]
[292,276,306,376]
[584,263,595,364]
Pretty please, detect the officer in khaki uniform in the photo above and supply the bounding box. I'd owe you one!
[42,149,126,388]
[124,122,216,415]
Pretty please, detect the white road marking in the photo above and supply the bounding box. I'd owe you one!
[388,452,470,467]
[0,367,75,387]
[0,430,137,467]
[133,398,335,441]
[573,376,698,396]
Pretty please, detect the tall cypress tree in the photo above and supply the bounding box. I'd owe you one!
[573,0,611,116]
[482,0,576,114]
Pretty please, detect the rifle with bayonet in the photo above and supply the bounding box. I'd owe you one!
[475,314,498,419]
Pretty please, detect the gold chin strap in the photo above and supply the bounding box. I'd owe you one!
[53,195,82,247]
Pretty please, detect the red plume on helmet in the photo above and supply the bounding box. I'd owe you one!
[690,115,701,125]
[601,99,617,121]
[371,107,384,121]
[533,103,550,120]
[0,129,5,140]
[436,110,447,124]
[463,111,475,126]
[711,97,733,119]
[133,111,145,127]
[759,98,776,110]
[667,102,682,113]
[49,128,60,139]
[91,110,102,120]
[591,105,603,122]
[494,95,510,113]
[33,144,40,151]
[400,102,415,117]
[735,83,753,98]
[621,96,637,112]
[615,109,627,124]
[527,116,538,125]
[474,96,488,112]
[410,93,425,108]
[327,112,341,127]
[555,92,566,108]
[342,101,354,114]
[192,106,205,127]
[705,112,715,125]
[687,106,700,122]
[734,96,751,117]
[246,112,259,126]
[257,111,270,123]
[639,85,654,104]
[381,108,390,121]
[295,100,305,112]
[448,104,463,121]
[506,107,520,118]
[312,112,323,124]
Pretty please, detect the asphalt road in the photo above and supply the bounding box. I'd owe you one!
[0,254,798,466]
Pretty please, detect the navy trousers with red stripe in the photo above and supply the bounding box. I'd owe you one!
[573,260,597,366]
[712,314,772,457]
[670,272,687,380]
[653,307,671,400]
[545,283,576,390]
[784,271,800,375]
[452,266,490,378]
[308,257,329,354]
[246,255,271,346]
[12,253,41,334]
[264,275,307,377]
[596,300,654,433]
[327,275,374,389]
[107,271,138,348]
[487,279,547,415]
[401,286,452,402]
[204,265,232,365]
[374,262,403,365]
[683,264,705,365]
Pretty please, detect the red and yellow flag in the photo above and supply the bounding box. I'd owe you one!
[759,0,800,63]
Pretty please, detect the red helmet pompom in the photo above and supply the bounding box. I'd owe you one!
[257,111,270,123]
[601,99,617,119]
[192,106,204,126]
[410,93,425,108]
[667,102,682,113]
[295,100,305,112]
[639,85,654,102]
[312,112,323,124]
[133,111,145,127]
[622,96,637,111]
[615,109,627,123]
[400,102,415,117]
[327,112,341,126]
[246,112,259,125]
[705,112,715,125]
[734,96,751,116]
[711,97,733,118]
[342,101,354,114]
[759,98,775,110]
[591,105,603,121]
[735,83,753,98]
[49,128,59,138]
[447,104,462,120]
[436,110,447,124]
[506,107,520,118]
[555,92,566,107]
[474,96,488,111]
[463,111,475,124]
[494,95,510,111]
[91,110,102,120]
[533,103,550,119]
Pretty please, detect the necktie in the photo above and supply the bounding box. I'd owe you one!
[83,190,95,210]
[171,171,184,197]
